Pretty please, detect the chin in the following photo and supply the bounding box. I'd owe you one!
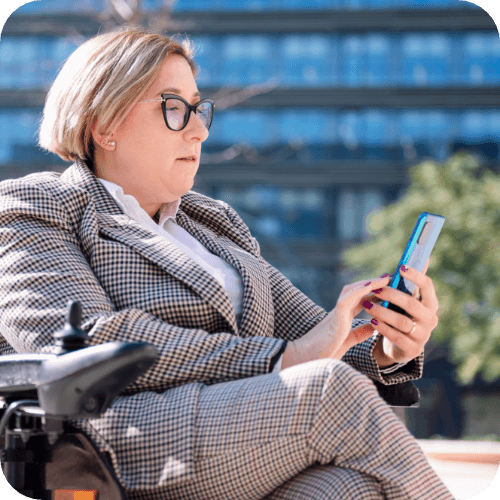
[171,179,195,199]
[184,175,196,192]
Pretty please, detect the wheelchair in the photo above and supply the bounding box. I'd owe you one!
[0,301,419,500]
[0,301,158,500]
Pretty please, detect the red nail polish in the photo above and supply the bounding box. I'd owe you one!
[373,288,383,294]
[381,273,389,278]
[362,300,373,310]
[364,281,371,286]
[401,265,408,273]
[371,319,379,326]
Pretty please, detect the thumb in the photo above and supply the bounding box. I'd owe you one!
[346,323,377,350]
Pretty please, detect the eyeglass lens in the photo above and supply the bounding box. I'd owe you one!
[164,98,212,131]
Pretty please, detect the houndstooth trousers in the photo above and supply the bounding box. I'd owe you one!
[136,359,454,500]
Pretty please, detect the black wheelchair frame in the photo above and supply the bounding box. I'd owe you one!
[0,301,158,500]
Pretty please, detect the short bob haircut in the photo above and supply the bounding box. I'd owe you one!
[39,28,196,163]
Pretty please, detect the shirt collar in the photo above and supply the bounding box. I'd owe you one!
[98,178,180,227]
[157,199,181,226]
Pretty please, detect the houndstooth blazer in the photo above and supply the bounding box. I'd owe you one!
[0,160,423,491]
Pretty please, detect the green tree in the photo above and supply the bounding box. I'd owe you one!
[342,153,500,385]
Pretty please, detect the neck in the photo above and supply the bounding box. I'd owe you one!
[94,153,162,218]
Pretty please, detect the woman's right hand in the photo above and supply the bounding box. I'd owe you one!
[281,274,391,370]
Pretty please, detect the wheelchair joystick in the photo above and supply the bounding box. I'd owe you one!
[53,300,89,355]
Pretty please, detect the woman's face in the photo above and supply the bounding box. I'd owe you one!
[98,54,209,215]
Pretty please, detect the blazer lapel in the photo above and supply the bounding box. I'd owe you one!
[176,208,274,339]
[62,161,239,333]
[97,213,239,333]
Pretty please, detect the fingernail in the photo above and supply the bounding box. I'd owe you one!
[371,319,379,326]
[373,288,383,294]
[401,265,409,273]
[380,273,389,278]
[364,281,371,286]
[362,300,373,310]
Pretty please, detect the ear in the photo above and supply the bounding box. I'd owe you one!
[91,122,116,151]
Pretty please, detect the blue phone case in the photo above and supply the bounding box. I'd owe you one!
[381,212,445,314]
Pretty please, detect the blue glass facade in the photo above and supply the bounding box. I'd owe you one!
[0,36,81,89]
[191,32,499,88]
[214,185,330,241]
[14,0,482,13]
[172,0,477,11]
[0,110,41,164]
[5,32,499,89]
[1,1,498,248]
[213,183,392,243]
[207,108,500,154]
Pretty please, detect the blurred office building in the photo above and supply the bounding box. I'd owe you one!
[1,0,499,307]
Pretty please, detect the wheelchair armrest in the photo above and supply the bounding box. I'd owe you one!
[0,301,158,419]
[0,342,158,419]
[0,353,54,398]
[37,341,158,419]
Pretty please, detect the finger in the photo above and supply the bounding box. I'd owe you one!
[362,300,423,339]
[363,280,389,303]
[355,293,385,315]
[413,257,431,297]
[367,295,384,305]
[369,317,418,356]
[399,264,438,311]
[372,267,433,315]
[366,286,429,323]
[339,275,391,309]
[351,323,377,344]
[423,257,430,275]
[342,275,390,295]
[347,323,378,348]
[413,258,430,299]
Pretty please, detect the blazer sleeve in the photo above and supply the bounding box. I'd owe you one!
[0,179,285,393]
[222,202,423,385]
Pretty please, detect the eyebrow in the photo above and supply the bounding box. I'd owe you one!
[157,87,201,99]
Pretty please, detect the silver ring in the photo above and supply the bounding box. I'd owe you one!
[408,321,417,335]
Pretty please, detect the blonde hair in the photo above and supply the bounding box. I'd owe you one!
[39,28,196,163]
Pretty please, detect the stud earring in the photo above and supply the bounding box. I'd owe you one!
[102,139,115,147]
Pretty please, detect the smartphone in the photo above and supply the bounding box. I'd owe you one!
[381,212,445,316]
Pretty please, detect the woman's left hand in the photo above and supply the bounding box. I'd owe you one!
[362,264,439,367]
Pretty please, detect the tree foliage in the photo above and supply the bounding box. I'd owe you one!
[342,153,500,385]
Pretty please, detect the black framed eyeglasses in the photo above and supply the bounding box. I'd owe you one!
[139,93,215,131]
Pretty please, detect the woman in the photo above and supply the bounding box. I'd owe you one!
[0,29,453,499]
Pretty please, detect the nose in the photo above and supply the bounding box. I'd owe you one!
[183,110,209,143]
